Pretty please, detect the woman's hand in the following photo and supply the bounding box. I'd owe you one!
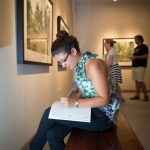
[60,97,77,107]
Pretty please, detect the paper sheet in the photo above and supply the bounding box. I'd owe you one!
[48,101,91,122]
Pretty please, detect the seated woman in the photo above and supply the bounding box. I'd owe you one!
[29,31,120,150]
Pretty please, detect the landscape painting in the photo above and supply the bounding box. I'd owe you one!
[23,0,53,65]
[103,38,135,67]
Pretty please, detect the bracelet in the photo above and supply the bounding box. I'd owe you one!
[75,100,79,108]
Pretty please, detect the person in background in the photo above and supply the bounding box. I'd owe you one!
[29,31,120,150]
[130,35,149,101]
[104,39,124,103]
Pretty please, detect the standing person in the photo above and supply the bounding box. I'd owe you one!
[130,35,149,101]
[104,39,123,102]
[29,31,120,150]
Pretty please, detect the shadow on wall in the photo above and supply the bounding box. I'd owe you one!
[17,64,50,75]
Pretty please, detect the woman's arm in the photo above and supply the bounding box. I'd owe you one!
[61,58,110,108]
[105,55,113,68]
[78,58,110,108]
[67,87,82,98]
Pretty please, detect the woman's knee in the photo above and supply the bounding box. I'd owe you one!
[42,107,51,118]
[46,127,66,142]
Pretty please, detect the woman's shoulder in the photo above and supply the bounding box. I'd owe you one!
[109,48,116,54]
[86,58,106,72]
[86,58,107,79]
[87,58,104,65]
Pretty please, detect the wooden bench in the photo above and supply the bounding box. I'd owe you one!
[65,111,144,150]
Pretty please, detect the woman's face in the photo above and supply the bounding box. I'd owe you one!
[54,50,78,70]
[104,41,110,50]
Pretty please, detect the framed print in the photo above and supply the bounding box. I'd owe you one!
[57,16,69,71]
[57,16,69,33]
[103,38,135,67]
[16,0,53,65]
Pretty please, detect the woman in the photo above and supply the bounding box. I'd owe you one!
[29,31,120,150]
[104,39,123,102]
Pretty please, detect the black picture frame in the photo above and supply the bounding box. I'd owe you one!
[57,16,69,71]
[16,0,53,66]
[103,38,135,67]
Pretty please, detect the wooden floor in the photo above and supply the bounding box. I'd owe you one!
[65,111,144,150]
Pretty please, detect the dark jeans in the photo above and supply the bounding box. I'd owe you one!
[29,107,113,150]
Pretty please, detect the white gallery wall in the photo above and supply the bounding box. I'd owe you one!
[74,0,150,91]
[0,0,74,149]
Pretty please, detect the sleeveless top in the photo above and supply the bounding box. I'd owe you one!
[74,52,120,122]
[105,48,122,84]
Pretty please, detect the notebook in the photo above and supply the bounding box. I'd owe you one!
[48,101,91,122]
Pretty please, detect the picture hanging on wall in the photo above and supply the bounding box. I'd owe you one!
[57,16,69,71]
[103,38,135,67]
[16,0,53,66]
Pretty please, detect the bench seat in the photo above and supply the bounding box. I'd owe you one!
[65,111,144,150]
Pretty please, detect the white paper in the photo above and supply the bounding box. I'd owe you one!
[48,101,91,122]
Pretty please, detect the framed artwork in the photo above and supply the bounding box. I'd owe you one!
[103,38,135,67]
[57,16,69,71]
[16,0,53,65]
[57,16,69,33]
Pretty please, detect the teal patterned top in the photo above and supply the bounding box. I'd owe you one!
[74,52,120,121]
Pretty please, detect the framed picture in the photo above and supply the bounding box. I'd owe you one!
[57,16,69,33]
[103,38,135,67]
[57,16,69,71]
[16,0,53,65]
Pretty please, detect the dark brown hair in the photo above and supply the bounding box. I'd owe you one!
[134,35,144,43]
[51,30,80,56]
[105,39,116,47]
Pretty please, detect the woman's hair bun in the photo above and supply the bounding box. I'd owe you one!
[56,30,69,39]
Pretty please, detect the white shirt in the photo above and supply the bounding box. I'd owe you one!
[105,48,118,65]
